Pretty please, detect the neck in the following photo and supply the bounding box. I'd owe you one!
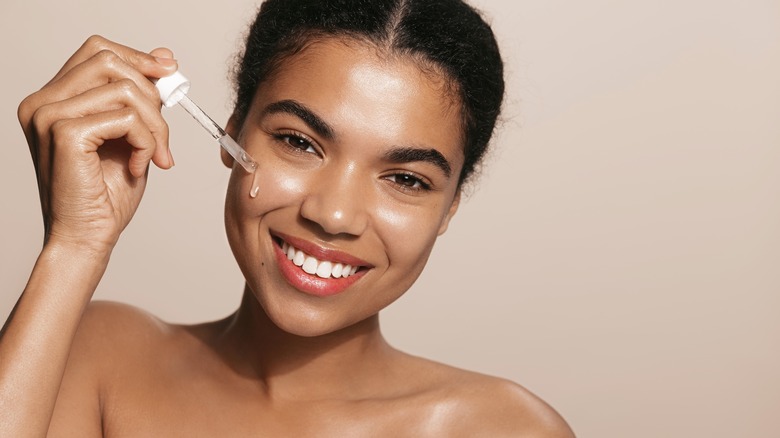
[217,286,394,400]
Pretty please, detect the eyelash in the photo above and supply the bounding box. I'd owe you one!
[272,131,317,155]
[271,131,432,193]
[387,172,432,193]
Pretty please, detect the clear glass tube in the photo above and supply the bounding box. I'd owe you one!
[176,94,257,173]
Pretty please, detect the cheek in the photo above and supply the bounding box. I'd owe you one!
[224,161,311,267]
[374,202,442,273]
[250,160,309,206]
[226,160,309,219]
[225,161,314,282]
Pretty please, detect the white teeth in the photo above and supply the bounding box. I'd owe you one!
[302,256,318,275]
[293,250,305,266]
[281,240,362,279]
[316,261,333,278]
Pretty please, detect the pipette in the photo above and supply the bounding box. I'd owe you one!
[155,71,257,173]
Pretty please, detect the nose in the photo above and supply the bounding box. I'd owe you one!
[299,163,369,237]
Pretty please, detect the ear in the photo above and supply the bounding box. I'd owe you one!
[221,114,240,168]
[437,189,461,236]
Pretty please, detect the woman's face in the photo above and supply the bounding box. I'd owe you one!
[224,39,464,336]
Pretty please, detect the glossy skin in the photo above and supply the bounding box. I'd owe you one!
[224,40,462,337]
[0,36,574,436]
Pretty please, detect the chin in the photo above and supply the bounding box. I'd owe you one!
[271,310,340,337]
[252,289,376,338]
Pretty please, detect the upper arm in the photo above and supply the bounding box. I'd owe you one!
[47,301,164,437]
[46,303,109,437]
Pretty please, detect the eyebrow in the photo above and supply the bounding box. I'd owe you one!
[261,100,335,140]
[385,147,452,179]
[262,99,452,178]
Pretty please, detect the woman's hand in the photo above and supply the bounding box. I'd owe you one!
[1,36,179,437]
[17,35,178,254]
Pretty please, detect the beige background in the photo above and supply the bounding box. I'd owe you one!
[2,0,779,436]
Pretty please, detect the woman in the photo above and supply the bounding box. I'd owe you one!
[2,0,574,435]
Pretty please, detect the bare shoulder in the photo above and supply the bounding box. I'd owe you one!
[77,300,174,345]
[400,357,574,438]
[49,301,182,432]
[71,300,183,371]
[455,374,574,438]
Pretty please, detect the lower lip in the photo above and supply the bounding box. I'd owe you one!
[273,242,366,297]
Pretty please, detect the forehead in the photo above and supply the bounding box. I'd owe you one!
[250,38,464,163]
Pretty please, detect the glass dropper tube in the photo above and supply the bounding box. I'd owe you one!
[155,71,257,173]
[176,95,257,173]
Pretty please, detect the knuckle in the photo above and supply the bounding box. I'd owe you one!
[50,119,77,145]
[31,105,53,133]
[95,49,120,69]
[17,94,36,126]
[119,107,139,124]
[151,121,169,147]
[84,34,108,51]
[157,119,170,138]
[149,88,164,107]
[114,78,136,98]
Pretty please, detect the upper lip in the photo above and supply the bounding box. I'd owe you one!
[272,231,373,268]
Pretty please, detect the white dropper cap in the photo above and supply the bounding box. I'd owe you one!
[155,71,191,107]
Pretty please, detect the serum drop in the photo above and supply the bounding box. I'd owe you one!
[249,169,261,198]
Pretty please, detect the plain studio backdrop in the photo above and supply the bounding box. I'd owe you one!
[1,1,778,436]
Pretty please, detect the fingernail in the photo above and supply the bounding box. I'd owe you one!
[154,57,178,68]
[168,149,175,167]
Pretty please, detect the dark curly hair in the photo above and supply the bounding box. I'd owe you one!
[232,0,504,186]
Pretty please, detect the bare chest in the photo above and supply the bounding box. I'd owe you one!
[100,377,444,437]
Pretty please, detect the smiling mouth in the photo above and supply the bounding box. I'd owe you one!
[274,238,364,280]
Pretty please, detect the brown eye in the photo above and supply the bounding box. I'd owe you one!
[288,136,311,150]
[272,131,318,154]
[391,173,430,191]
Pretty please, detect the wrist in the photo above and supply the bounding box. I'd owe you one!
[41,237,113,271]
[23,239,114,313]
[43,232,116,260]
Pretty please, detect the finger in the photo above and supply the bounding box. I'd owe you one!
[20,49,167,133]
[32,79,172,169]
[148,47,178,167]
[50,35,176,85]
[149,47,174,60]
[54,49,166,105]
[50,107,159,179]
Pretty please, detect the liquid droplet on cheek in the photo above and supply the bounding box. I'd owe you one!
[249,167,261,198]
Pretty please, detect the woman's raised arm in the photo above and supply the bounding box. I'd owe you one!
[0,35,176,436]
